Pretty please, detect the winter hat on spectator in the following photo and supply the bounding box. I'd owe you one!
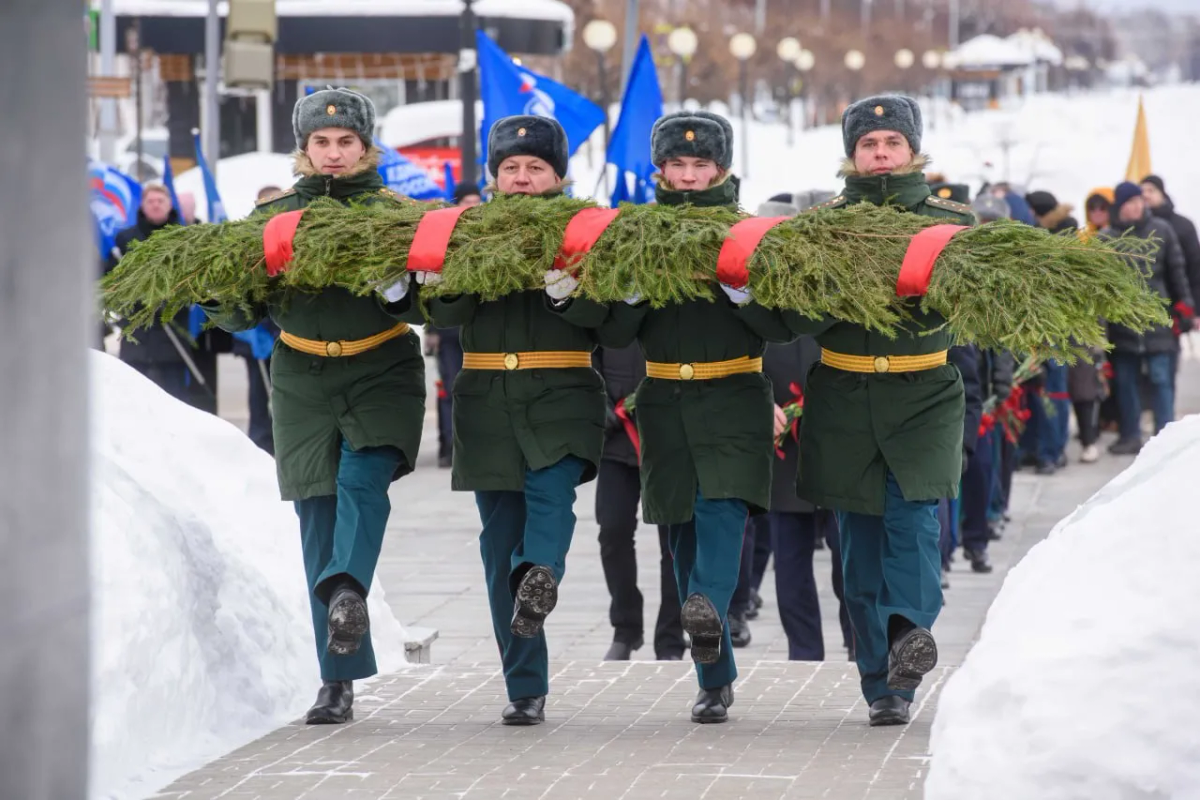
[293,87,376,150]
[453,183,483,204]
[1024,190,1060,218]
[756,193,800,217]
[487,115,569,179]
[651,110,734,170]
[841,95,922,156]
[971,194,1011,222]
[1085,187,1114,210]
[1111,181,1143,215]
[1141,174,1166,195]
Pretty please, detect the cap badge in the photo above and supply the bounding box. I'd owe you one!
[938,187,953,198]
[874,105,885,116]
[517,127,527,137]
[326,105,337,116]
[685,130,696,141]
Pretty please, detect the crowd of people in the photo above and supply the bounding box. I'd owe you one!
[104,86,1190,735]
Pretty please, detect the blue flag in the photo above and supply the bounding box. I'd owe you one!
[192,131,227,223]
[607,35,663,207]
[376,141,446,201]
[477,30,604,176]
[443,160,457,201]
[89,160,141,259]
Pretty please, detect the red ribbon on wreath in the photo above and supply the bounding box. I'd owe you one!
[615,397,641,461]
[406,205,471,273]
[896,223,969,296]
[262,210,306,276]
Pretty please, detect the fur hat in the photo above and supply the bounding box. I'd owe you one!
[293,87,376,150]
[487,115,569,179]
[842,95,922,156]
[930,182,971,204]
[651,111,734,170]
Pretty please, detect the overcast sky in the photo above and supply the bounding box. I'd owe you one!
[1059,0,1199,13]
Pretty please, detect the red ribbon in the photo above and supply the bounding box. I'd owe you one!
[615,398,641,462]
[406,205,470,273]
[262,210,305,277]
[896,224,969,297]
[554,208,621,273]
[775,382,806,460]
[435,379,447,401]
[716,216,790,288]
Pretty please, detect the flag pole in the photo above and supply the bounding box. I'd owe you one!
[619,0,640,95]
[460,0,478,186]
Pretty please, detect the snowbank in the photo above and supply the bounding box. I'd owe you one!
[926,416,1200,800]
[90,352,408,800]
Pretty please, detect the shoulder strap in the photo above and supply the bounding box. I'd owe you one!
[803,194,847,213]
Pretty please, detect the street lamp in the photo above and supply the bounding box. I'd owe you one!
[667,26,698,107]
[845,49,865,100]
[794,49,815,130]
[777,37,802,145]
[894,48,914,70]
[583,20,618,147]
[922,49,941,70]
[460,0,478,186]
[730,32,757,178]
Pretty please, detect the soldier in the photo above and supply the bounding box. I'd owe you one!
[418,116,609,725]
[201,88,427,725]
[595,111,795,723]
[785,95,973,726]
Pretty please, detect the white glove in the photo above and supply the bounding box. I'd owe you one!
[544,269,579,302]
[377,275,410,303]
[624,292,643,306]
[721,283,752,306]
[415,270,443,287]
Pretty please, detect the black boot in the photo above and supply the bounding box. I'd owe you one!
[965,548,993,574]
[501,695,546,726]
[1109,437,1143,456]
[728,613,752,648]
[511,566,558,638]
[691,684,734,724]
[744,588,763,620]
[680,593,723,665]
[604,637,643,661]
[887,623,938,692]
[327,584,369,656]
[305,680,354,724]
[868,695,911,726]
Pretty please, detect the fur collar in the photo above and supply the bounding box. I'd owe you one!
[291,146,382,178]
[1037,203,1076,230]
[837,153,931,178]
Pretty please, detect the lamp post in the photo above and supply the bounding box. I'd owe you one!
[583,20,618,148]
[730,32,758,179]
[922,49,941,130]
[795,48,815,129]
[894,47,914,92]
[777,37,802,145]
[845,48,865,100]
[667,26,698,108]
[460,0,478,186]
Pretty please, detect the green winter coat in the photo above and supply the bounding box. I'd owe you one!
[598,178,796,525]
[427,192,608,493]
[786,168,973,515]
[202,165,426,501]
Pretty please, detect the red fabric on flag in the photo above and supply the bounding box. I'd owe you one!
[615,398,641,462]
[716,216,790,289]
[895,224,969,296]
[262,210,305,277]
[406,205,470,273]
[554,208,622,273]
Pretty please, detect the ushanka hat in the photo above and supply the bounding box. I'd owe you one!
[842,94,922,156]
[487,115,570,179]
[650,110,734,170]
[293,87,376,149]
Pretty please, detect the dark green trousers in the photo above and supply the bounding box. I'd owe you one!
[294,439,403,681]
[474,456,585,702]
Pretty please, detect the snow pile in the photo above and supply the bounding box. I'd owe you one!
[926,416,1200,800]
[90,352,408,799]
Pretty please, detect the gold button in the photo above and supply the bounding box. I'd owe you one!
[873,356,890,373]
[517,127,527,137]
[679,363,695,380]
[938,187,953,198]
[504,353,520,370]
[874,105,885,116]
[326,104,337,116]
[326,341,343,357]
[685,130,696,141]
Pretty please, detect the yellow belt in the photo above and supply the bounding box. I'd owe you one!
[645,356,763,381]
[820,348,948,374]
[279,322,409,358]
[462,351,593,371]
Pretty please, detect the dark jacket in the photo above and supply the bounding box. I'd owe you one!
[594,344,647,467]
[978,350,1015,402]
[1105,210,1195,355]
[1067,347,1106,403]
[951,345,982,460]
[1151,198,1200,306]
[763,337,822,514]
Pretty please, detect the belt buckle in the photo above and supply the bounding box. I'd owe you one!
[504,353,519,371]
[678,363,695,380]
[873,356,890,373]
[326,341,343,357]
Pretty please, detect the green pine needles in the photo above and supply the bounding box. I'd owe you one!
[102,193,1165,360]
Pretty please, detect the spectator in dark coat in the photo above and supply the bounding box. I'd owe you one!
[959,349,1014,573]
[1026,190,1080,234]
[938,345,982,583]
[1105,182,1195,454]
[593,344,684,661]
[1142,175,1200,306]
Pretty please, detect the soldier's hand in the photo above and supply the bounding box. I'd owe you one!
[415,270,443,287]
[377,274,411,303]
[773,404,787,438]
[721,283,752,306]
[544,269,579,302]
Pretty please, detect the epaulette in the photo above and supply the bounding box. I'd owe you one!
[803,194,847,213]
[378,187,405,201]
[924,195,974,216]
[255,188,296,207]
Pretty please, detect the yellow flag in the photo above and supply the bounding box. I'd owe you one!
[1125,94,1152,182]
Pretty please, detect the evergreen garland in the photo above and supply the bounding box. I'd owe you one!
[102,193,1165,360]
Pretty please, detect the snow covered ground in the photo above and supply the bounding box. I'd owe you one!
[89,352,408,800]
[926,416,1200,800]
